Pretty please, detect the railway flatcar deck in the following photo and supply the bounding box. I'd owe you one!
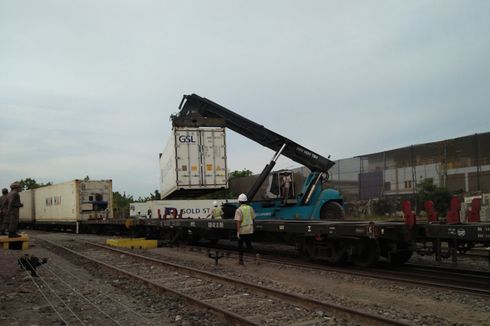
[20,218,490,266]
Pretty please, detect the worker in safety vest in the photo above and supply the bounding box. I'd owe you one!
[234,193,255,265]
[207,201,224,219]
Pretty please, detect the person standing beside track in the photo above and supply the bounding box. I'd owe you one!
[0,188,9,235]
[234,193,255,265]
[6,182,23,238]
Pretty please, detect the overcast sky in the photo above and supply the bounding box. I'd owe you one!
[1,1,489,197]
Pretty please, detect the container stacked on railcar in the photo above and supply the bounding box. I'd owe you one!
[19,179,113,222]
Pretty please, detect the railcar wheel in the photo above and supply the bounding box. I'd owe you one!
[350,239,380,267]
[388,250,413,265]
[320,201,345,220]
[456,242,474,254]
[296,241,313,261]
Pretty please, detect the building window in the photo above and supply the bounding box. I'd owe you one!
[404,180,412,189]
[384,182,391,191]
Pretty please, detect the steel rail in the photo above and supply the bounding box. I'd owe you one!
[185,243,490,297]
[24,256,87,325]
[80,240,409,326]
[42,264,122,325]
[21,261,69,325]
[45,260,154,325]
[41,238,260,326]
[245,254,490,297]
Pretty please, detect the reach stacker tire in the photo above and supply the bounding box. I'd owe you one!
[320,201,345,220]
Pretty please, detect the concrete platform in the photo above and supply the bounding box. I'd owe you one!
[106,238,157,249]
[0,233,30,250]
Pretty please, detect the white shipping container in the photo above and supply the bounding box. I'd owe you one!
[19,190,35,222]
[146,199,237,219]
[24,179,113,222]
[160,127,228,199]
[129,202,152,218]
[34,181,78,222]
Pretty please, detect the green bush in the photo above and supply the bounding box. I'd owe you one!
[416,179,451,216]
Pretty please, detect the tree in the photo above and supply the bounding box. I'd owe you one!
[18,178,52,191]
[133,190,161,202]
[112,191,134,219]
[416,178,451,216]
[229,169,253,179]
[150,190,161,200]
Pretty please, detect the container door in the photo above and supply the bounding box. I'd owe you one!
[200,129,228,186]
[175,129,201,186]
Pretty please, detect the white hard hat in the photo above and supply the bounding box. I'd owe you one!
[213,201,218,207]
[238,193,248,202]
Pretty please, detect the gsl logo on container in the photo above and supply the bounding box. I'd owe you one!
[178,135,196,143]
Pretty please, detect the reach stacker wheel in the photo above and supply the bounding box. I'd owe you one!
[320,201,345,220]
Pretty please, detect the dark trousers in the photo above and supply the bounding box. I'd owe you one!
[0,212,5,233]
[238,233,254,262]
[9,214,19,234]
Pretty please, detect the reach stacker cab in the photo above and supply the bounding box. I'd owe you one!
[171,94,344,220]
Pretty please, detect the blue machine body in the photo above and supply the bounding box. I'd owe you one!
[248,172,344,220]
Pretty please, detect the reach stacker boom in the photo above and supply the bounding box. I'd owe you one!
[172,94,344,220]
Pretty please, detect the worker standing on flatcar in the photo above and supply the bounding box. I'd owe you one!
[234,193,255,265]
[0,188,9,235]
[6,182,23,238]
[207,201,224,219]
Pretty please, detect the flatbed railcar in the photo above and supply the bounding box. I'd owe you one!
[21,216,490,267]
[413,221,490,263]
[20,216,414,266]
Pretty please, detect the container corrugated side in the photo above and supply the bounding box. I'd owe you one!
[160,130,178,199]
[200,128,228,187]
[34,180,79,222]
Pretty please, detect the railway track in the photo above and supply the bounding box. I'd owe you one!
[178,243,490,298]
[38,237,408,326]
[20,251,158,325]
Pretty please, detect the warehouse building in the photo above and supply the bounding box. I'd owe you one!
[229,132,489,202]
[328,132,490,201]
